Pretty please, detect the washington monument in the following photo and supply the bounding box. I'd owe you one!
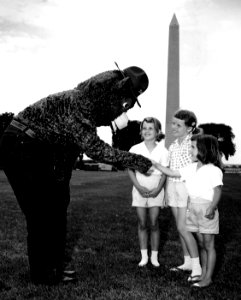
[165,14,180,148]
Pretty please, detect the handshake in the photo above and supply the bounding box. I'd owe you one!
[147,161,175,178]
[145,160,163,176]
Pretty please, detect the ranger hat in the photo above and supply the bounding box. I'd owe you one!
[115,62,149,107]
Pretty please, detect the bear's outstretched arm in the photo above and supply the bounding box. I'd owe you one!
[80,127,152,174]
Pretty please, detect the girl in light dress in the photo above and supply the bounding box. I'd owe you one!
[128,117,168,267]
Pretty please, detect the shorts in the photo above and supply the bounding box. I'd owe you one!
[165,180,188,208]
[132,175,165,208]
[186,202,219,234]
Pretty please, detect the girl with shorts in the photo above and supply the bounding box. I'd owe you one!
[128,117,168,267]
[166,109,199,273]
[153,134,223,288]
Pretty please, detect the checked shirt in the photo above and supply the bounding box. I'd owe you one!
[168,134,192,182]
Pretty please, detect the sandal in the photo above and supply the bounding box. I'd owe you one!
[170,266,191,272]
[187,275,201,283]
[192,282,212,288]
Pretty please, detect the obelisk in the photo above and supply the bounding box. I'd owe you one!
[165,14,179,148]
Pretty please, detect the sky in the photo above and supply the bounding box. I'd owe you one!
[0,0,241,164]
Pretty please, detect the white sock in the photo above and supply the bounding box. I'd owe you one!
[141,249,148,259]
[139,249,148,266]
[151,250,160,267]
[176,255,192,270]
[184,255,191,266]
[191,257,202,277]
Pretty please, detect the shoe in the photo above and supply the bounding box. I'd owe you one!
[31,271,60,286]
[170,266,192,272]
[63,270,76,276]
[151,259,160,267]
[187,275,201,283]
[192,282,212,288]
[62,276,77,284]
[138,258,148,267]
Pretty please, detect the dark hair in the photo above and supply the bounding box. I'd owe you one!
[140,117,165,142]
[191,134,223,169]
[174,109,198,133]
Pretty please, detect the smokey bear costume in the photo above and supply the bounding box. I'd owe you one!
[0,65,152,285]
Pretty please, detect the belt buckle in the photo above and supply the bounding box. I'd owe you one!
[25,128,36,138]
[11,119,27,131]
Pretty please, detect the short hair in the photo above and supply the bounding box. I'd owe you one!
[191,134,222,169]
[140,117,165,142]
[174,109,197,133]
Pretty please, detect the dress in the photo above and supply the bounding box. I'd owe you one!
[129,141,169,207]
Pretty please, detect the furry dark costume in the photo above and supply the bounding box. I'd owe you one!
[112,120,143,151]
[0,67,152,285]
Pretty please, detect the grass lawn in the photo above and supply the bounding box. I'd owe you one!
[0,170,241,300]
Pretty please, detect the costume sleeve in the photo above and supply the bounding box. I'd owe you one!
[77,126,152,174]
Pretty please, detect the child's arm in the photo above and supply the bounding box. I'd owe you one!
[128,169,150,197]
[205,185,222,219]
[152,161,181,178]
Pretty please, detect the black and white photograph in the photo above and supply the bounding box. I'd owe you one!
[0,0,240,299]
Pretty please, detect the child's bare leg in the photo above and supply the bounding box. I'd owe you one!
[195,234,215,287]
[196,233,207,280]
[176,208,202,278]
[149,207,160,251]
[171,207,192,270]
[136,207,148,266]
[149,206,160,267]
[181,231,201,277]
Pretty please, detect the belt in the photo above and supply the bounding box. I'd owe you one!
[9,119,36,139]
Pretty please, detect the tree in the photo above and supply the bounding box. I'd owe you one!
[198,123,236,160]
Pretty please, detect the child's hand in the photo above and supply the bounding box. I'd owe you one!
[162,196,168,208]
[148,188,159,198]
[145,166,155,176]
[137,186,151,198]
[205,206,216,220]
